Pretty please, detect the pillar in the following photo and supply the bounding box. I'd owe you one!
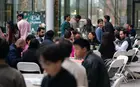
[46,0,54,31]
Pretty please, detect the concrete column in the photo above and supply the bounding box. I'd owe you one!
[46,0,54,31]
[13,0,19,23]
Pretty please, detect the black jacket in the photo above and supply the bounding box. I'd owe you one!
[22,48,39,64]
[41,68,77,87]
[22,48,43,73]
[99,43,116,60]
[104,22,114,34]
[82,51,110,87]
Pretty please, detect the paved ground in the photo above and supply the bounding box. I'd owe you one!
[121,79,140,87]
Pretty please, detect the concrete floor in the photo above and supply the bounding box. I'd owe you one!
[121,79,140,87]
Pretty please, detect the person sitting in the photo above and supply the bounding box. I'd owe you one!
[36,27,45,43]
[22,34,35,53]
[99,32,116,61]
[42,30,54,46]
[115,29,132,51]
[73,38,110,87]
[0,38,26,87]
[6,38,26,68]
[129,25,136,37]
[40,44,77,87]
[58,39,88,87]
[22,39,40,65]
[88,32,99,50]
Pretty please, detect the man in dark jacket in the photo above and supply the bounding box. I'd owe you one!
[6,38,26,68]
[104,15,115,41]
[73,38,110,87]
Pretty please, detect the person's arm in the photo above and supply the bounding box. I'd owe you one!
[115,41,128,51]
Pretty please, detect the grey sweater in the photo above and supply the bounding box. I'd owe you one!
[0,64,26,87]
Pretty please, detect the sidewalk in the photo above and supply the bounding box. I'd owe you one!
[121,79,140,87]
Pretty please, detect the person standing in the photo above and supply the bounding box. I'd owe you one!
[70,15,81,30]
[95,19,103,43]
[0,38,26,87]
[61,14,71,36]
[73,38,110,87]
[7,21,20,45]
[103,15,114,33]
[17,14,30,40]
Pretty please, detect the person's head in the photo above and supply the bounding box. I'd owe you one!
[40,44,65,76]
[97,19,103,28]
[124,24,129,29]
[15,38,26,49]
[26,34,36,45]
[29,39,40,49]
[119,29,127,40]
[104,15,110,22]
[74,32,81,40]
[17,14,24,21]
[88,32,96,40]
[64,14,70,21]
[85,18,92,25]
[0,38,9,59]
[129,25,134,30]
[73,38,90,58]
[75,15,81,22]
[57,39,72,58]
[37,27,45,37]
[64,31,72,40]
[44,30,54,40]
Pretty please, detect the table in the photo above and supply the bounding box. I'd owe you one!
[23,74,44,87]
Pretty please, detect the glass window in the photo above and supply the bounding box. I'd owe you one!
[70,0,77,17]
[79,0,88,19]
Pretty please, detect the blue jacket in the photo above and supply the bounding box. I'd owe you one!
[95,27,103,43]
[6,44,22,68]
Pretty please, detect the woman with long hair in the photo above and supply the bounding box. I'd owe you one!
[99,32,116,61]
[7,21,20,45]
[82,19,95,37]
[88,32,99,50]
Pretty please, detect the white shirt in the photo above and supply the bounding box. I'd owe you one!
[115,41,129,51]
[62,58,88,87]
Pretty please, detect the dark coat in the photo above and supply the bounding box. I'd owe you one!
[22,48,39,64]
[6,44,22,68]
[82,51,110,87]
[99,43,116,60]
[41,68,77,87]
[104,22,114,34]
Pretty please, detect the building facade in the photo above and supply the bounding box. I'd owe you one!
[0,0,139,33]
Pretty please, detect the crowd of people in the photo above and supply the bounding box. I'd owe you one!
[0,13,137,87]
